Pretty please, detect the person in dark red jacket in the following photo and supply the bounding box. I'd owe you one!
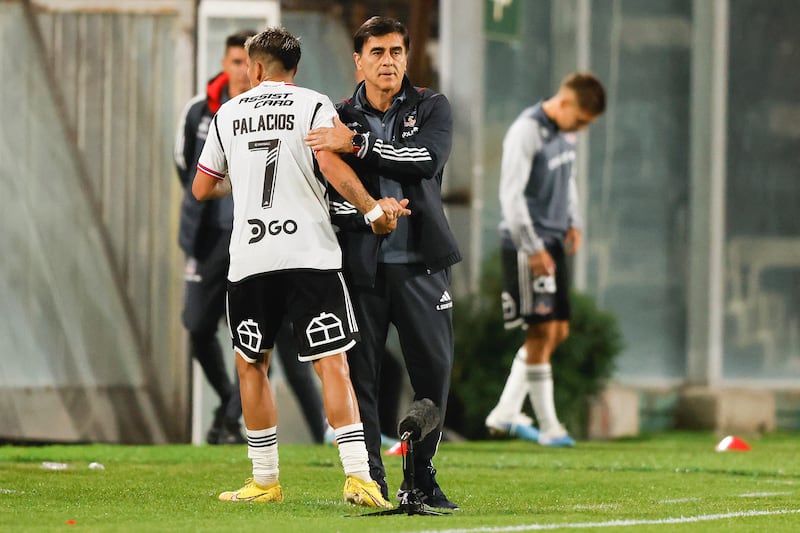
[305,16,461,509]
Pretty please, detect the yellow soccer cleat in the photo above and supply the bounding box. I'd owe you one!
[218,479,284,502]
[343,475,394,509]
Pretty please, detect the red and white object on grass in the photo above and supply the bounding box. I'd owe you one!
[715,435,751,452]
[384,441,408,456]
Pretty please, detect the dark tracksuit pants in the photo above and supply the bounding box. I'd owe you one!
[347,263,454,496]
[183,235,239,423]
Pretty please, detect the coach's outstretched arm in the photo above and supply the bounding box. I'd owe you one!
[305,99,452,185]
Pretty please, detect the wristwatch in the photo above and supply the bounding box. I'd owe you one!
[351,132,366,154]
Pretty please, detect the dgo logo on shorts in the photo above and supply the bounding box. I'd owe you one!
[236,319,262,352]
[305,312,345,348]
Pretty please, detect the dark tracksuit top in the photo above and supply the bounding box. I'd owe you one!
[329,76,462,286]
[174,72,233,259]
[327,76,461,493]
[172,73,238,423]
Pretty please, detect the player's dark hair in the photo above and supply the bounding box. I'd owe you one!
[226,29,257,50]
[353,16,409,54]
[245,27,302,71]
[562,72,606,116]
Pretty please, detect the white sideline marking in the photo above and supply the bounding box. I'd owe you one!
[738,491,793,498]
[573,504,619,510]
[416,509,800,532]
[658,497,701,504]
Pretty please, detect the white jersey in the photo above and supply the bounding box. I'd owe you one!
[197,81,342,282]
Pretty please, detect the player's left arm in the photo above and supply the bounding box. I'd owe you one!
[565,227,582,255]
[306,94,452,185]
[316,150,410,234]
[565,169,583,255]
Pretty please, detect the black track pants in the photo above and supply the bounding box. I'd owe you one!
[347,264,454,494]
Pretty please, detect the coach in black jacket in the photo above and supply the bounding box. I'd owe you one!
[306,16,461,509]
[328,77,460,285]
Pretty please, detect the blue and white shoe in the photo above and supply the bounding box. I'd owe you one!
[508,422,541,442]
[538,426,575,447]
[324,425,337,446]
[325,424,400,448]
[485,411,540,442]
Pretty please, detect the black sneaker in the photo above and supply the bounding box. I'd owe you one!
[205,405,225,444]
[216,423,246,444]
[396,464,459,510]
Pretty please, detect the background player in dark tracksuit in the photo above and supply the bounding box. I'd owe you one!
[175,31,326,444]
[305,16,461,509]
[485,72,605,447]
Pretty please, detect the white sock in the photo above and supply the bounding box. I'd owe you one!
[492,348,528,420]
[526,363,562,435]
[335,423,371,482]
[246,427,279,486]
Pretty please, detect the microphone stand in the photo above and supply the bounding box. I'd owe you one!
[363,432,447,517]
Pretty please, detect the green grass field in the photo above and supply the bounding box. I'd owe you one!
[2,432,799,532]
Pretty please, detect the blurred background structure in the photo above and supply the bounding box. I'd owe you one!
[1,0,798,444]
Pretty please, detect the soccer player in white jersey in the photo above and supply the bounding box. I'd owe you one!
[192,27,409,508]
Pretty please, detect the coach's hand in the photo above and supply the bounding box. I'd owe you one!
[305,117,353,153]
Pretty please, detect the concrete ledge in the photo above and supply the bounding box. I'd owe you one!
[586,383,640,440]
[675,387,776,433]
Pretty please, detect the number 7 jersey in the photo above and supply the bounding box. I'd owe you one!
[197,81,342,283]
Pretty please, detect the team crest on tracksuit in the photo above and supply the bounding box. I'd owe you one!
[401,108,419,139]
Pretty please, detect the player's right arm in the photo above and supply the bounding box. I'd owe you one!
[500,115,545,255]
[192,114,231,201]
[192,169,231,200]
[500,115,554,276]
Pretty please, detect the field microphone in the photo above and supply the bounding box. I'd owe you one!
[397,399,440,442]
